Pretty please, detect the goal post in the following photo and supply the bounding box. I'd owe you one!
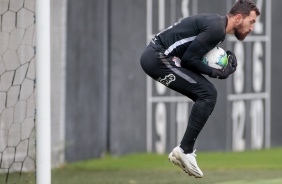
[36,0,51,183]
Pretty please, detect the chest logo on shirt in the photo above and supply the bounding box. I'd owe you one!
[158,74,176,86]
[152,37,157,44]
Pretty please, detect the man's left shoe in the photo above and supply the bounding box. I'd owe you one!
[168,146,203,178]
[168,151,193,176]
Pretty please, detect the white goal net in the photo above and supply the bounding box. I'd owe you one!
[0,0,36,183]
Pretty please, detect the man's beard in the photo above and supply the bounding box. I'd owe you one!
[234,24,250,41]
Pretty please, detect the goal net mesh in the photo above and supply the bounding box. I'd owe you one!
[0,0,36,183]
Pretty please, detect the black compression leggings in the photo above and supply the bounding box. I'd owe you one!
[140,45,217,153]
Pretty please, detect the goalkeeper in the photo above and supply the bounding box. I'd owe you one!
[140,0,260,178]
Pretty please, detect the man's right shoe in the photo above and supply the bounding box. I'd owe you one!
[168,146,203,178]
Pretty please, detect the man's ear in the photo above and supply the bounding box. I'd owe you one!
[235,14,243,25]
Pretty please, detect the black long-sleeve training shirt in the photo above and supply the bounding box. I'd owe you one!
[150,14,228,75]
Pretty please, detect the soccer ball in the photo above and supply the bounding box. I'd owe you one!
[202,47,228,69]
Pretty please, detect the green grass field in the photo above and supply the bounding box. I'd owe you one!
[1,148,282,184]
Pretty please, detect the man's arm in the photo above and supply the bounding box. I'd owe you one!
[180,38,213,75]
[180,38,237,79]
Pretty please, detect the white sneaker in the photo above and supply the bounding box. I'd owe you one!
[169,146,203,178]
[168,151,194,176]
[168,152,184,170]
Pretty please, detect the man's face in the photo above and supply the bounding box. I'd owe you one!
[234,11,257,41]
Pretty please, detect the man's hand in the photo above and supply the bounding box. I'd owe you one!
[210,50,237,79]
[226,50,237,69]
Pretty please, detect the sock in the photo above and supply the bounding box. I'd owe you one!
[180,126,199,153]
[180,101,214,154]
[178,146,184,153]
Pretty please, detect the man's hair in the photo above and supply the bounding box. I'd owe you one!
[228,0,260,18]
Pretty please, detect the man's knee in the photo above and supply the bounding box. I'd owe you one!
[197,85,217,113]
[208,85,217,104]
[189,97,216,130]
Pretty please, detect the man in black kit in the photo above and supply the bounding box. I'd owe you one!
[140,0,260,178]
